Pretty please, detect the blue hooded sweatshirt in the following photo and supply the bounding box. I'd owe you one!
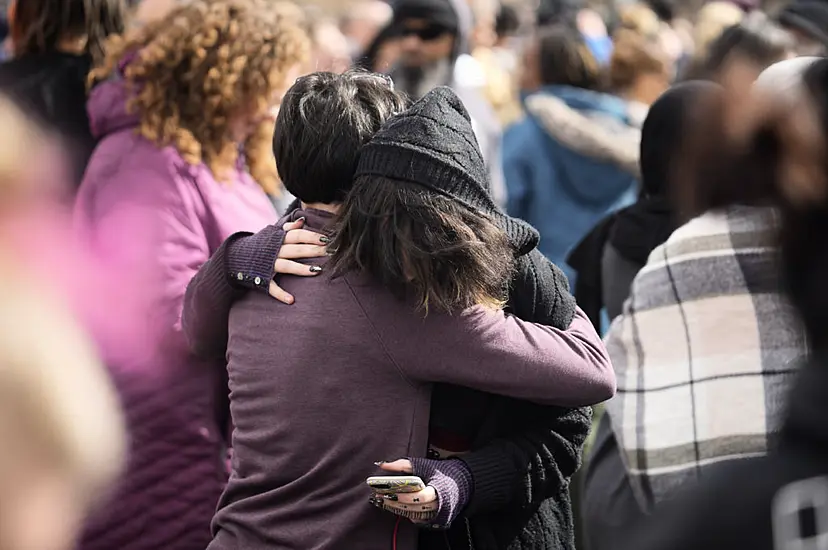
[503,85,641,284]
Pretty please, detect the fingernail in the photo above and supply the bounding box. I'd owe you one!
[383,494,399,501]
[309,265,322,273]
[374,461,385,466]
[297,217,306,222]
[319,236,330,244]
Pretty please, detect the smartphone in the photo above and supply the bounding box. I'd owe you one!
[366,475,426,495]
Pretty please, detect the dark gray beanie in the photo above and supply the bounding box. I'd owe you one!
[355,86,540,255]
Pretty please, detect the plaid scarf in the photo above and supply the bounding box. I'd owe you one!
[604,205,807,510]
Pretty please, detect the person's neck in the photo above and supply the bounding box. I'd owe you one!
[301,202,340,214]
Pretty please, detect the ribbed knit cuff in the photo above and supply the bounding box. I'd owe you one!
[409,458,473,529]
[458,446,520,515]
[225,225,285,292]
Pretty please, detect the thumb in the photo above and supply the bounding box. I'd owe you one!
[378,459,413,474]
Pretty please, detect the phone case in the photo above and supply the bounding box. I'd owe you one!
[366,475,426,494]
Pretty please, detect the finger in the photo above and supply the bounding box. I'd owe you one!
[394,487,437,505]
[284,228,329,246]
[379,459,413,474]
[268,280,294,304]
[274,258,322,277]
[279,243,328,260]
[282,218,306,232]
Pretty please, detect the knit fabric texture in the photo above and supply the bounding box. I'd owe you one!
[410,457,474,529]
[355,86,540,256]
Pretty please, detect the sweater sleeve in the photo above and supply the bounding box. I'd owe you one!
[456,252,591,515]
[386,306,615,407]
[182,224,285,360]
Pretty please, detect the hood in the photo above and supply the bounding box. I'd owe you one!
[87,77,140,140]
[524,86,641,177]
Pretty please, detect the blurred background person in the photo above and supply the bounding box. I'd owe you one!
[683,12,794,80]
[613,56,828,550]
[690,1,744,68]
[575,82,722,550]
[340,0,392,59]
[607,28,672,125]
[597,57,815,549]
[389,0,506,205]
[0,93,127,550]
[73,2,309,548]
[307,10,352,72]
[0,0,127,190]
[776,0,828,56]
[504,24,640,285]
[356,21,402,72]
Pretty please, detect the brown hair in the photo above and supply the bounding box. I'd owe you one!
[327,177,515,314]
[609,28,669,92]
[90,0,310,194]
[11,0,127,62]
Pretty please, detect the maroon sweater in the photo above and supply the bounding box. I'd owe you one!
[186,209,613,550]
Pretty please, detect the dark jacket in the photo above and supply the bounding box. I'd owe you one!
[183,217,593,550]
[0,52,95,188]
[616,357,828,550]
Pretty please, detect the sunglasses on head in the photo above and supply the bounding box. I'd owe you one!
[400,24,452,41]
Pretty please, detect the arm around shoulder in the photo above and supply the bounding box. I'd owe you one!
[391,305,615,407]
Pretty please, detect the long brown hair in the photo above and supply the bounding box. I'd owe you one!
[327,176,516,314]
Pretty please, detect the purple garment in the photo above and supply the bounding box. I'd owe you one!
[185,208,614,550]
[74,77,276,550]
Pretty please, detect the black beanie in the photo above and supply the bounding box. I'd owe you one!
[355,86,540,256]
[392,0,460,31]
[778,0,828,48]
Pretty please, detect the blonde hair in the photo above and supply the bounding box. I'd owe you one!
[610,28,670,91]
[91,0,310,194]
[619,3,661,40]
[694,2,744,59]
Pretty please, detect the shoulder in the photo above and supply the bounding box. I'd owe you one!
[77,141,204,220]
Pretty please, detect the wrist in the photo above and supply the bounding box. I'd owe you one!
[225,226,285,291]
[410,457,473,530]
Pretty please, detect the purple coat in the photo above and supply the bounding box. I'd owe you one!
[74,78,276,550]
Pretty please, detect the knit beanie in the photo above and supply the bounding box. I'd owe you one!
[778,0,828,49]
[392,0,460,31]
[355,86,540,256]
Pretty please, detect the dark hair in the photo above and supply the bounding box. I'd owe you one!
[646,0,675,22]
[327,176,516,313]
[536,24,601,90]
[700,13,793,78]
[536,0,580,26]
[11,0,127,61]
[273,70,408,205]
[495,3,520,38]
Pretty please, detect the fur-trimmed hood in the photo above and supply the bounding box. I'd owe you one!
[523,86,642,178]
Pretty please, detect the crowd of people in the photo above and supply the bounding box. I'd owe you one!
[2,0,828,549]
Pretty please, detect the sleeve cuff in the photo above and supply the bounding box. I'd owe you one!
[225,225,286,292]
[458,445,520,515]
[410,458,473,529]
